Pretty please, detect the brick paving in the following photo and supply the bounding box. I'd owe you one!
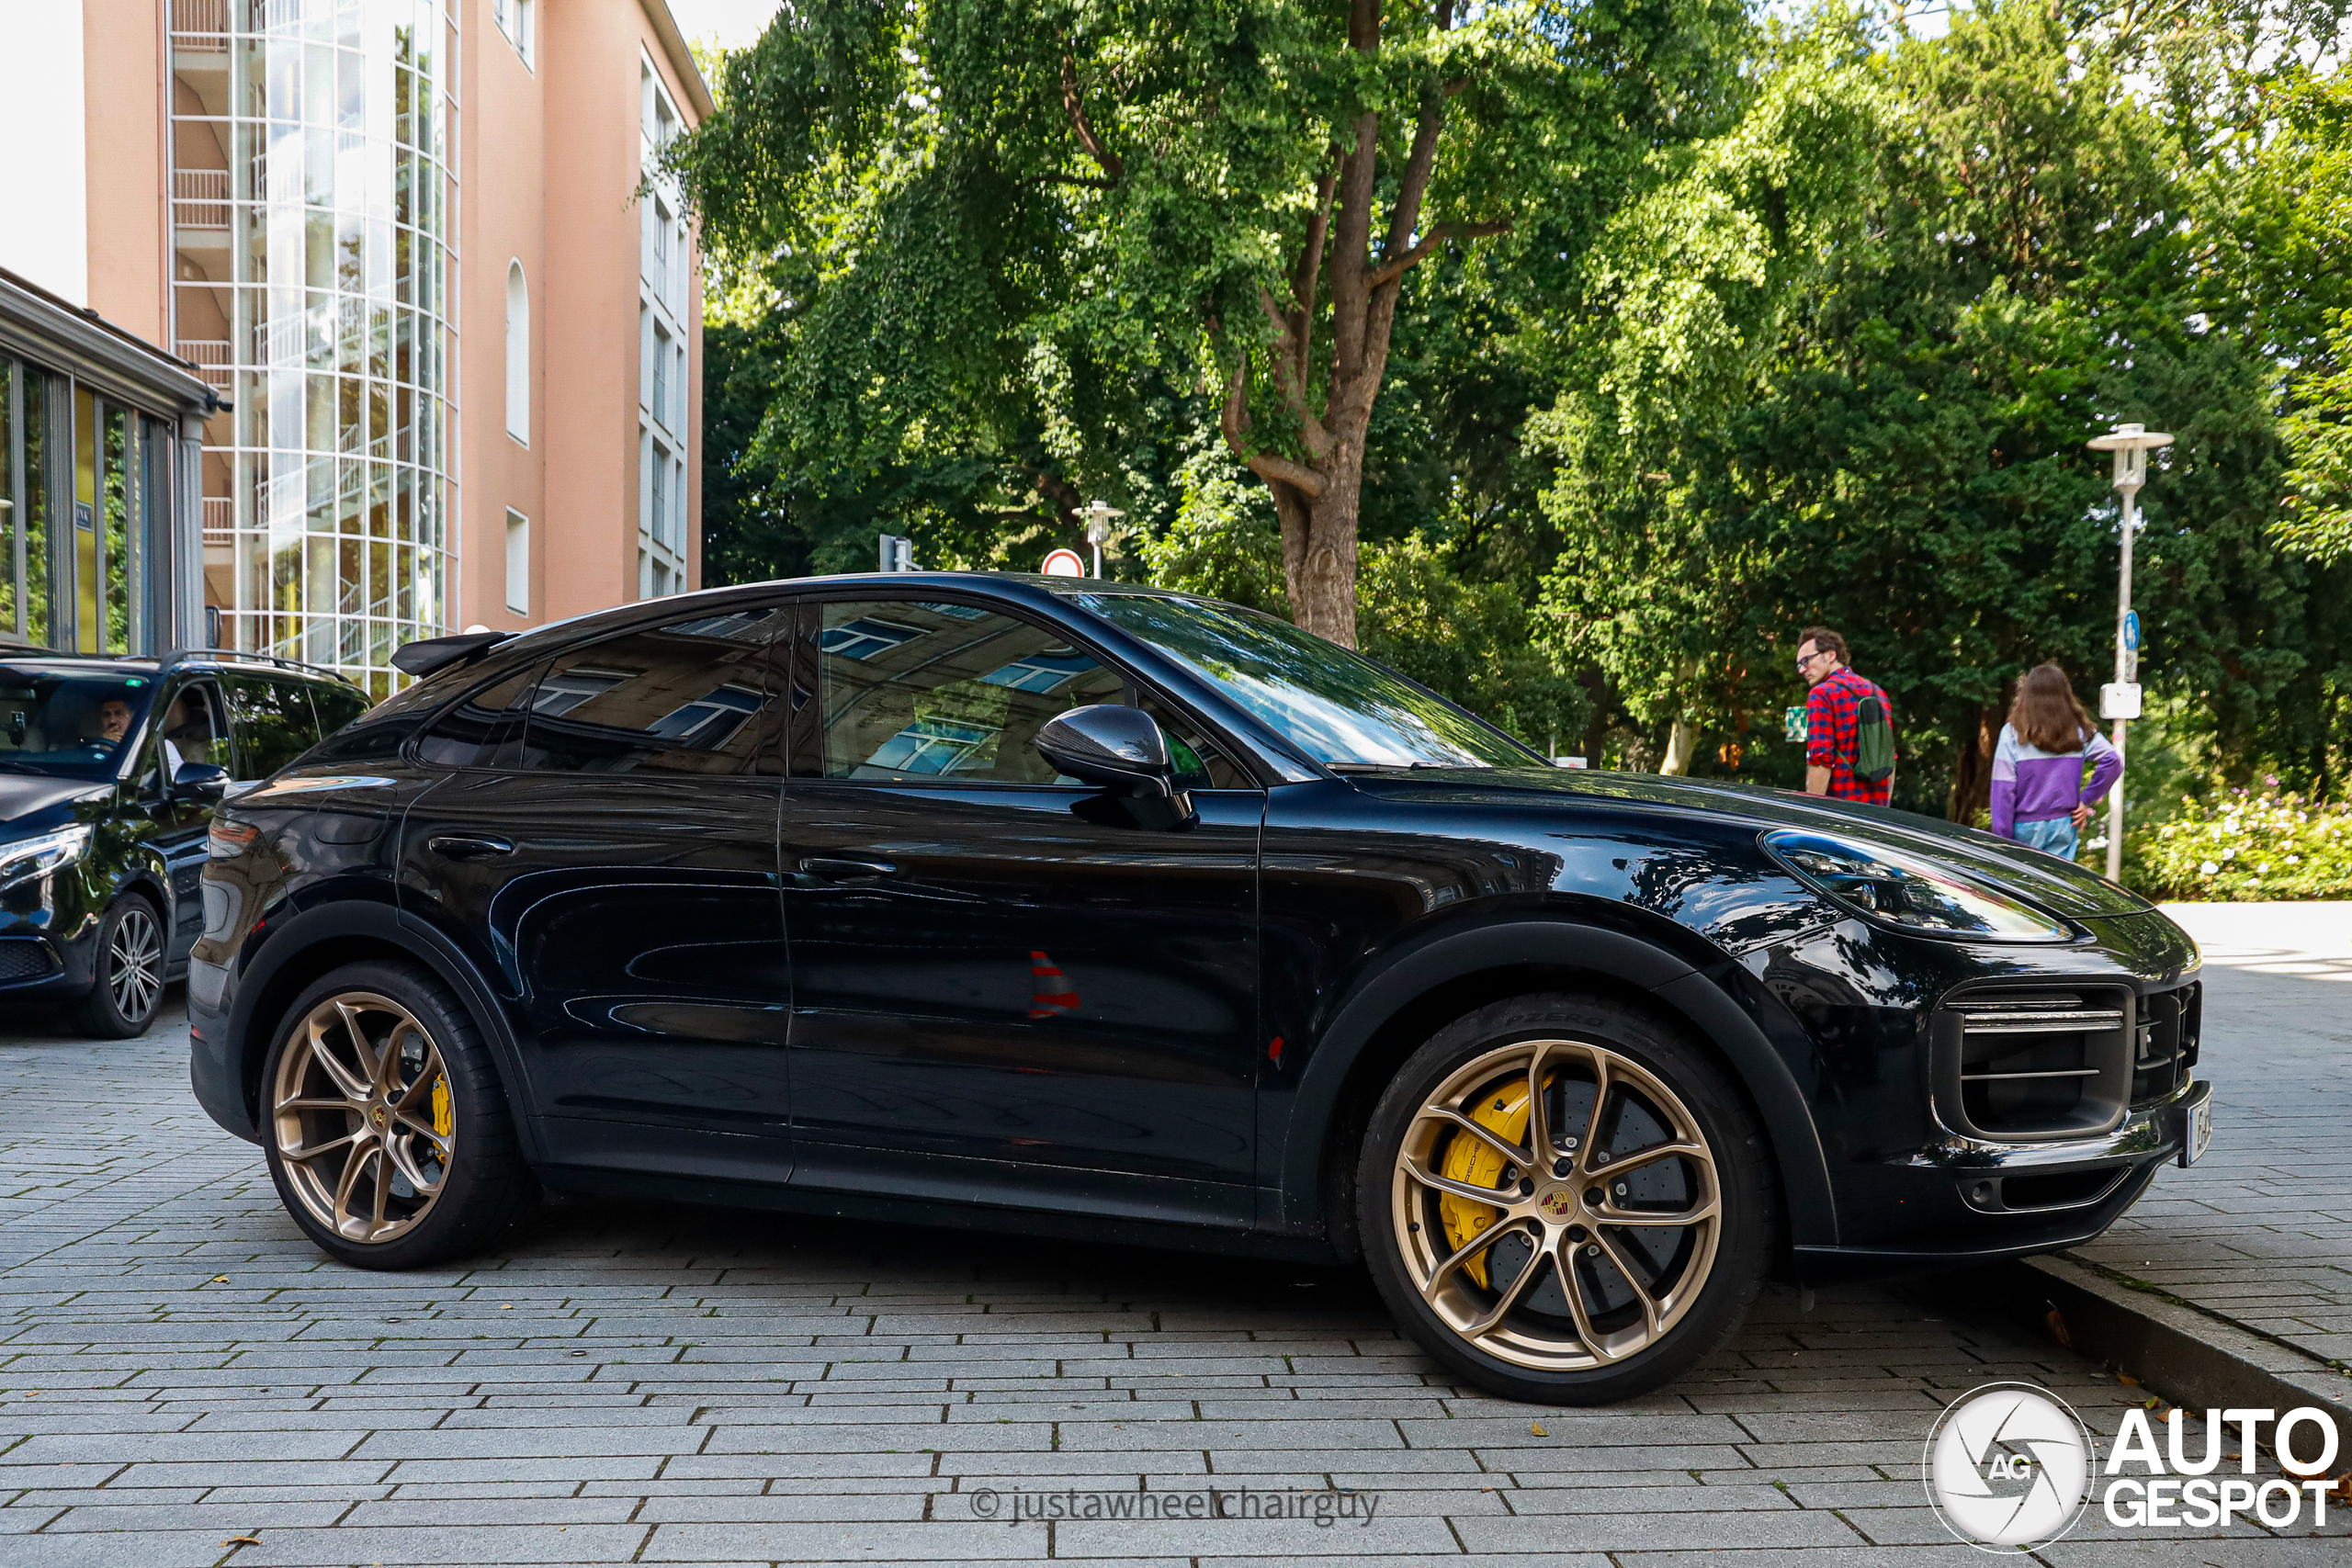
[2070,903,2352,1371]
[0,930,2346,1565]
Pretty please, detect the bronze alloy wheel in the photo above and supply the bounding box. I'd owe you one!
[1389,1035,1724,1371]
[270,991,456,1245]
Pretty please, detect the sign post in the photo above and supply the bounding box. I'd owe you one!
[2084,423,2172,882]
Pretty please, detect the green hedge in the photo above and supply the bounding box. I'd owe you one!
[2135,789,2352,900]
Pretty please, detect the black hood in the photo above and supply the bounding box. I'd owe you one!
[0,774,113,834]
[1342,765,2154,921]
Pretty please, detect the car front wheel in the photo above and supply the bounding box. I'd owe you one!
[261,961,528,1269]
[64,896,166,1039]
[1358,993,1775,1404]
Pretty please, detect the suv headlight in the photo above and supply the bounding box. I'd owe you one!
[1763,829,2074,942]
[0,824,95,891]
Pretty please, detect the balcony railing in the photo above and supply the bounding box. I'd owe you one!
[170,0,229,48]
[176,339,232,390]
[202,496,234,543]
[173,168,232,231]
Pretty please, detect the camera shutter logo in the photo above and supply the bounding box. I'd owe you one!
[1923,1382,2094,1551]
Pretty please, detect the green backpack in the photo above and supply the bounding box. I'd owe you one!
[1852,689,1895,784]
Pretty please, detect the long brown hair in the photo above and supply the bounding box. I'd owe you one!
[2008,662,2094,752]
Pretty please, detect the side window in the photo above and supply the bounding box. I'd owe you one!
[416,663,542,769]
[153,681,231,780]
[221,672,325,783]
[1136,692,1252,791]
[309,680,369,739]
[515,607,790,775]
[796,600,1125,784]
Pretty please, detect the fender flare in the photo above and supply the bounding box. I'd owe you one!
[1273,919,1837,1250]
[220,899,548,1164]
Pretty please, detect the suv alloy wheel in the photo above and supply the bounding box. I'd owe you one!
[1359,994,1776,1403]
[262,962,529,1268]
[64,897,166,1039]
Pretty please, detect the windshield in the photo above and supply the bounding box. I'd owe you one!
[1075,594,1536,769]
[0,664,159,780]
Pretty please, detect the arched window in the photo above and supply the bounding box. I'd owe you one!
[504,260,529,444]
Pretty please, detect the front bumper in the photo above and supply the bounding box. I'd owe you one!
[1793,1077,2211,1280]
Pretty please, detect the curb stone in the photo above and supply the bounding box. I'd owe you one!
[2019,1252,2352,1437]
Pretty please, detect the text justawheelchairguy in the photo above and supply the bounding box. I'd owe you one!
[966,1485,1379,1526]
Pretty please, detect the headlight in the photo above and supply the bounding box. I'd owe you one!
[0,824,94,890]
[1763,829,2074,942]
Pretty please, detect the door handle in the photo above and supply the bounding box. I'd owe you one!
[429,833,515,860]
[798,856,899,883]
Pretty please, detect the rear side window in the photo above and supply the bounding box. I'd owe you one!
[516,608,790,775]
[415,664,541,769]
[221,672,325,783]
[153,680,232,779]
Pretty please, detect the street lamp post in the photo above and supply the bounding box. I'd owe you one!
[2084,422,2173,883]
[1080,501,1124,580]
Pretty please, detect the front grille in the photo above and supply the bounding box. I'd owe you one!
[0,939,58,986]
[1933,987,2133,1141]
[2132,981,2200,1108]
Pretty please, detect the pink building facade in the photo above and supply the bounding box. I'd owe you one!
[6,0,707,693]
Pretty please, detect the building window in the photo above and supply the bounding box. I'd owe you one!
[172,4,458,693]
[651,322,670,429]
[504,509,529,615]
[638,53,691,604]
[494,0,534,66]
[651,201,673,303]
[505,261,529,446]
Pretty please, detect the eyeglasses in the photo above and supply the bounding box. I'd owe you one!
[1794,649,1824,671]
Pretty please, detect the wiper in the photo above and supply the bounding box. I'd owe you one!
[1328,760,1483,773]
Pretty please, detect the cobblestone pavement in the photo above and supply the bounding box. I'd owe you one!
[1,931,2346,1565]
[2071,903,2352,1371]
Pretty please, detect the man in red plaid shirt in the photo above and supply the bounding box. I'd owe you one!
[1797,626,1895,806]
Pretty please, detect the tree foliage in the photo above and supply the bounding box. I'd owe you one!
[1534,0,2352,813]
[684,0,2352,822]
[674,0,1750,644]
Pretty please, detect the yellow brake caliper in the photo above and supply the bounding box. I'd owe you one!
[429,1074,452,1141]
[1438,1080,1531,1287]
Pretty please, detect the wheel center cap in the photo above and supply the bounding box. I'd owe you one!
[1535,1187,1576,1221]
[368,1105,389,1131]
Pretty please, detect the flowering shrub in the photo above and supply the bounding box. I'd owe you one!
[2135,787,2352,900]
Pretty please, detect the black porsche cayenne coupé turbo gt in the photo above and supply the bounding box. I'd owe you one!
[187,573,2210,1403]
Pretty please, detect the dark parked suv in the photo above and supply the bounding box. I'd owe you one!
[187,576,2210,1402]
[0,642,368,1037]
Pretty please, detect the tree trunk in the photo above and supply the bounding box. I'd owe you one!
[1288,447,1363,647]
[1660,717,1702,776]
[1948,705,1997,822]
[1205,1,1505,651]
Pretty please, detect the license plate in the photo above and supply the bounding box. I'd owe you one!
[2179,1094,2212,1168]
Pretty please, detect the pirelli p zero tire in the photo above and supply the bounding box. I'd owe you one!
[1358,992,1776,1404]
[260,960,529,1269]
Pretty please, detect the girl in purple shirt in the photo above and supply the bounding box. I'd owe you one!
[1990,663,2122,861]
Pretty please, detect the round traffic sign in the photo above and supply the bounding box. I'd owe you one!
[1041,548,1086,578]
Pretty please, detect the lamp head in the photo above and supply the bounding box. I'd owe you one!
[2086,423,2173,491]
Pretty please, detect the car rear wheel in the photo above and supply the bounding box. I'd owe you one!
[262,961,528,1269]
[64,897,166,1039]
[1358,993,1775,1404]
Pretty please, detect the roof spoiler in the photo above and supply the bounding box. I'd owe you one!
[390,630,516,679]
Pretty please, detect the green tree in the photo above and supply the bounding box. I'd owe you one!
[675,0,1749,645]
[1535,1,2352,814]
